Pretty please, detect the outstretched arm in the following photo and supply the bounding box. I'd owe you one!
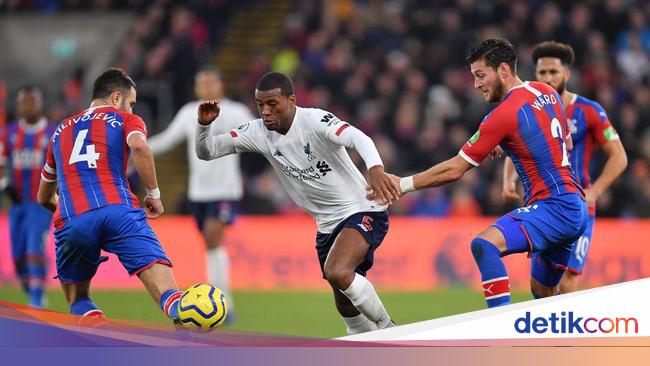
[195,100,237,160]
[399,155,474,193]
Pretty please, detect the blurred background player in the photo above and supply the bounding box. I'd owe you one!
[0,86,55,308]
[196,72,400,334]
[503,41,627,293]
[148,65,253,320]
[390,39,588,307]
[37,68,184,324]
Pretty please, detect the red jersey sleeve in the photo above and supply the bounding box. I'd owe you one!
[585,102,618,146]
[460,108,512,166]
[40,139,57,183]
[123,113,148,142]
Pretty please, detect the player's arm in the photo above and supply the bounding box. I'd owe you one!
[195,100,237,161]
[36,180,58,212]
[333,125,400,204]
[37,143,58,212]
[399,155,474,192]
[147,107,188,156]
[128,131,164,218]
[502,157,521,203]
[587,138,627,206]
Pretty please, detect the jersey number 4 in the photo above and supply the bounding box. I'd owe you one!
[69,129,100,169]
[550,118,570,167]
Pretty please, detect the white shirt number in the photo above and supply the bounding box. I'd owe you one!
[69,129,100,168]
[550,118,570,167]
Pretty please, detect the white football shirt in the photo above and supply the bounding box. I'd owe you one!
[148,98,254,202]
[229,107,386,233]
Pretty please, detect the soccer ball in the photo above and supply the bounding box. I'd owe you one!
[177,283,228,330]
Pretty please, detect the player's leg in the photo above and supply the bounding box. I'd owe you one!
[8,204,29,296]
[559,215,595,293]
[324,222,393,330]
[196,201,236,319]
[330,285,378,334]
[102,205,182,321]
[316,230,377,334]
[136,263,183,321]
[54,213,106,323]
[61,280,106,325]
[24,203,52,308]
[472,214,532,308]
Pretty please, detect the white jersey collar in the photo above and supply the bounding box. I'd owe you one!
[18,117,48,132]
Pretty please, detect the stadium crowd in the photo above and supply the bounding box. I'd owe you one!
[2,0,649,217]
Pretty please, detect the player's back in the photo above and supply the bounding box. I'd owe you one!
[43,105,144,228]
[3,118,54,202]
[498,81,583,204]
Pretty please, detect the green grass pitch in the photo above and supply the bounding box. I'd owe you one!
[0,286,532,338]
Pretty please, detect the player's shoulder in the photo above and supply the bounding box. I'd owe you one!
[574,95,606,113]
[297,107,343,128]
[231,118,264,135]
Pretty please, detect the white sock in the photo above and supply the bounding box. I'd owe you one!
[342,313,378,335]
[341,274,392,329]
[207,247,234,310]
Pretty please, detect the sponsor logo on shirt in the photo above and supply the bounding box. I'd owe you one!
[320,113,340,127]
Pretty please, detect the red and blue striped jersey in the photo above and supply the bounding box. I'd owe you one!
[565,95,618,215]
[40,105,147,229]
[0,118,55,202]
[460,81,583,205]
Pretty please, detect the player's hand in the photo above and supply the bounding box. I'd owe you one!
[366,166,401,205]
[502,181,521,203]
[490,146,505,160]
[144,197,164,218]
[197,99,221,125]
[584,187,600,207]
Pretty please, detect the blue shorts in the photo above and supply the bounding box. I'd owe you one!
[492,193,588,287]
[190,200,238,231]
[316,211,389,278]
[9,202,53,261]
[566,215,596,274]
[54,204,172,283]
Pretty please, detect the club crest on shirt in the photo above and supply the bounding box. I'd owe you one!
[303,142,317,161]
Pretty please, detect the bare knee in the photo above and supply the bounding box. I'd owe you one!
[324,263,355,290]
[530,278,559,298]
[559,271,579,293]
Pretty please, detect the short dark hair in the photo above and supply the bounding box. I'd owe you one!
[466,38,517,74]
[197,64,221,77]
[16,85,43,104]
[255,72,294,96]
[92,67,136,100]
[531,41,575,66]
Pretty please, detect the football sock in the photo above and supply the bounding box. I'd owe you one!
[27,258,46,308]
[342,313,378,335]
[160,289,183,320]
[207,247,234,311]
[471,237,511,308]
[70,298,103,317]
[341,274,392,329]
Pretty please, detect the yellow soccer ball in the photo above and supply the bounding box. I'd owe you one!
[178,283,228,329]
